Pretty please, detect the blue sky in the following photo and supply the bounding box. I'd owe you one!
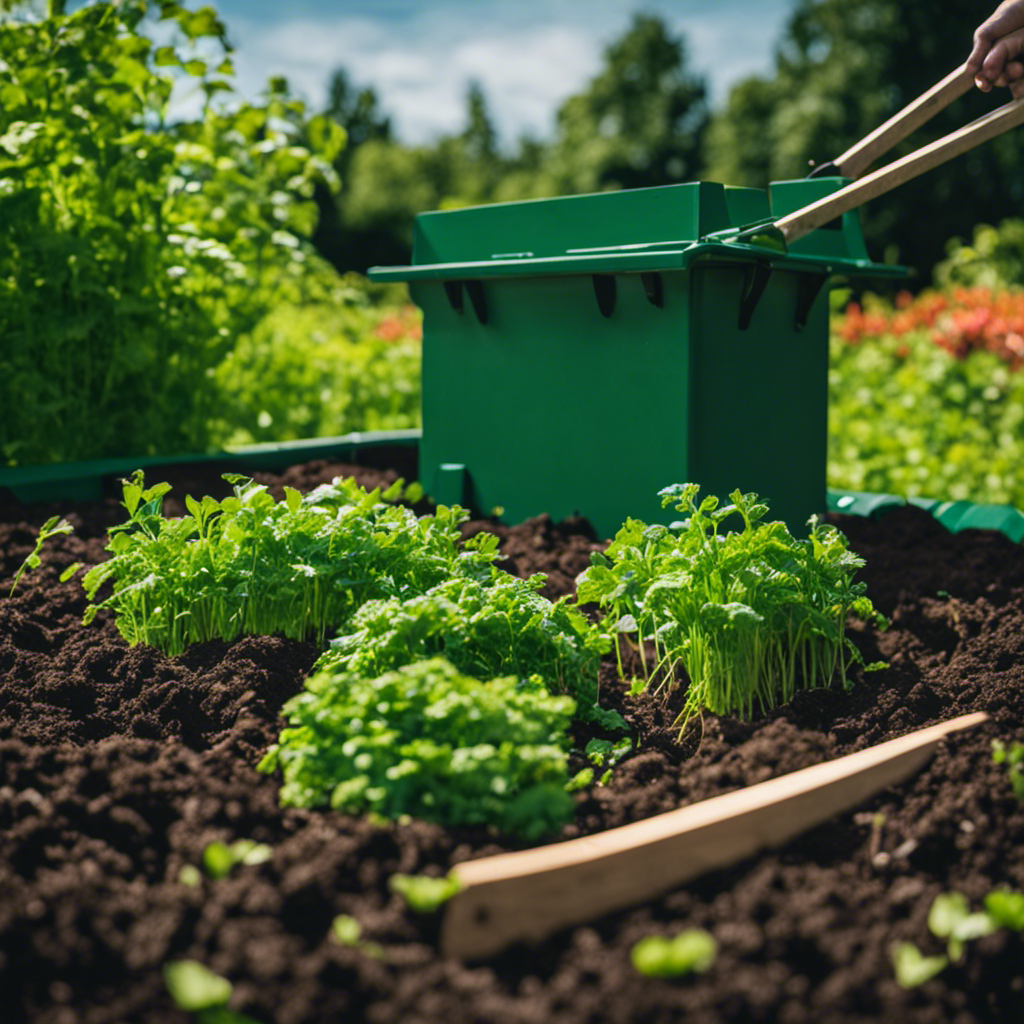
[202,0,798,147]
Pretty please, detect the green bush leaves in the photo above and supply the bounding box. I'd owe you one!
[0,1,346,466]
[262,658,577,838]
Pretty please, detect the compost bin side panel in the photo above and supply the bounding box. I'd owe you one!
[687,266,830,535]
[412,272,693,540]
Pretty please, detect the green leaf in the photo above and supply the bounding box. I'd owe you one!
[177,6,225,41]
[59,562,84,583]
[153,46,181,67]
[631,929,717,977]
[163,960,232,1011]
[566,767,594,792]
[928,892,970,939]
[892,942,947,989]
[178,864,202,887]
[389,873,462,913]
[984,889,1024,931]
[202,841,235,880]
[331,915,362,946]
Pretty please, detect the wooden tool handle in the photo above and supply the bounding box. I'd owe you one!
[440,712,988,960]
[833,64,975,179]
[779,95,1024,244]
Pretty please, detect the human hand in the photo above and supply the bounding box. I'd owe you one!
[968,1,1024,97]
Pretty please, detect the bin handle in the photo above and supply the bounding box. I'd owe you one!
[777,93,1024,243]
[809,64,975,179]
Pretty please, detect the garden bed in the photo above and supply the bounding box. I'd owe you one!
[2,459,1023,1024]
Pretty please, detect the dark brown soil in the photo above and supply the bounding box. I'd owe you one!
[2,461,1023,1024]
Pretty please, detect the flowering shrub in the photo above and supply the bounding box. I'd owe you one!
[829,287,1024,506]
[212,286,422,445]
[839,288,1024,370]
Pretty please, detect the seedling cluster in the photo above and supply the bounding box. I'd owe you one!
[893,887,1024,988]
[81,471,484,655]
[576,484,882,728]
[19,475,882,839]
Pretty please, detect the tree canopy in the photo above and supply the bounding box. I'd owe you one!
[311,2,1024,285]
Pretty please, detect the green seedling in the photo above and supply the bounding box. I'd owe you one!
[389,872,462,913]
[631,929,717,977]
[202,840,272,880]
[179,864,203,888]
[8,516,74,597]
[164,960,264,1024]
[984,888,1024,931]
[992,739,1024,800]
[927,892,996,961]
[331,915,384,957]
[164,960,231,1011]
[81,472,491,656]
[576,484,882,731]
[894,887,1024,987]
[319,571,622,730]
[892,942,948,989]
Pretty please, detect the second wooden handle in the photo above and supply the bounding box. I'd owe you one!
[835,64,975,179]
[779,96,1024,244]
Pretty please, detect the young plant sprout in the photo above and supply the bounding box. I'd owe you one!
[576,484,884,729]
[81,471,489,656]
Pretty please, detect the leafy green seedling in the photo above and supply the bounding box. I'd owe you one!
[264,658,577,837]
[164,960,233,1012]
[389,872,462,913]
[202,840,272,880]
[984,888,1024,931]
[631,929,717,977]
[992,739,1024,800]
[575,485,881,731]
[179,864,202,888]
[928,891,996,960]
[566,767,595,792]
[585,737,633,769]
[892,942,948,989]
[8,516,74,597]
[331,915,383,958]
[332,915,362,945]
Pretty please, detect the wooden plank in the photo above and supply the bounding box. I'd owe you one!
[441,712,988,960]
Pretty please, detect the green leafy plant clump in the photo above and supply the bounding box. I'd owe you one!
[0,0,348,466]
[259,657,577,839]
[576,484,881,728]
[82,471,484,656]
[317,570,621,728]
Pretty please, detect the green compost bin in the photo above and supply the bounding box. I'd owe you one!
[369,178,905,540]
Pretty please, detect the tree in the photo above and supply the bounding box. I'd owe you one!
[705,0,1024,283]
[542,13,708,194]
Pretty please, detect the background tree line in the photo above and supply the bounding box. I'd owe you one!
[311,0,1024,288]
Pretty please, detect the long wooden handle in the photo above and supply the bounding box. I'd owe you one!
[833,64,975,179]
[440,712,988,960]
[779,96,1024,244]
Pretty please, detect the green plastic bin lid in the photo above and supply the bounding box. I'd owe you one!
[369,179,907,284]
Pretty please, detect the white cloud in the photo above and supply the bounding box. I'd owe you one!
[170,1,795,146]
